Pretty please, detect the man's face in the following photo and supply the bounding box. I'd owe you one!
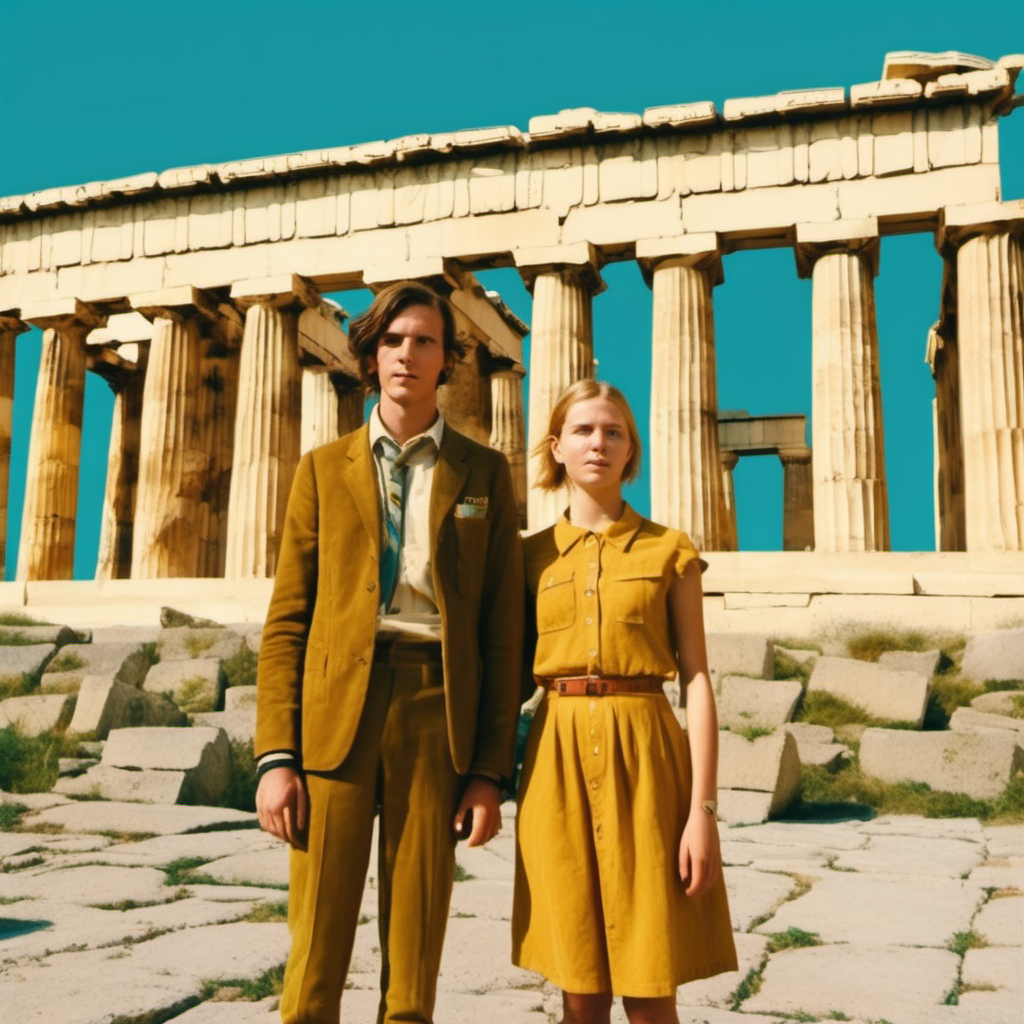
[368,304,451,408]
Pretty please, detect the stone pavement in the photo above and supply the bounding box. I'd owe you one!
[1,793,1021,1024]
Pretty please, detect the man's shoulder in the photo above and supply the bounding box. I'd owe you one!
[442,425,508,469]
[307,424,369,464]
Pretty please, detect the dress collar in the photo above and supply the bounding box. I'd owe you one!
[552,502,645,555]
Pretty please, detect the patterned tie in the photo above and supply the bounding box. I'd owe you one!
[376,434,436,612]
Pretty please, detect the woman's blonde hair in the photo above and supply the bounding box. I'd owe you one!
[532,379,642,491]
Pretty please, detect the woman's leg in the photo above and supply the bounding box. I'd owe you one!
[562,990,613,1024]
[622,994,679,1024]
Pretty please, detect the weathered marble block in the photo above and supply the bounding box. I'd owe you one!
[807,656,930,726]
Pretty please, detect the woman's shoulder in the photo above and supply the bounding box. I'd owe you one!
[628,515,704,574]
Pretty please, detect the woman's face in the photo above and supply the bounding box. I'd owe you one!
[552,396,634,491]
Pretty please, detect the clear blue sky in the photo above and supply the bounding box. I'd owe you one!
[3,0,1022,575]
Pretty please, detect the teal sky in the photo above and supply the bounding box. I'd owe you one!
[3,0,1022,575]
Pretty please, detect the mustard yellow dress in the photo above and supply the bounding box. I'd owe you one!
[511,505,738,996]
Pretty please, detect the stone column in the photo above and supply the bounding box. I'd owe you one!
[17,304,105,580]
[639,236,728,550]
[489,364,528,526]
[942,205,1024,551]
[301,367,340,453]
[720,450,739,552]
[130,293,210,578]
[0,314,29,579]
[516,245,602,529]
[94,353,146,580]
[796,219,889,552]
[927,305,966,551]
[225,276,312,578]
[437,340,490,446]
[780,447,814,551]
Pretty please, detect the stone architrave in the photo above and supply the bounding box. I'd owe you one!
[639,236,729,551]
[130,291,211,578]
[17,304,106,580]
[796,220,890,552]
[95,355,146,581]
[943,207,1024,551]
[780,447,814,551]
[516,246,602,530]
[224,276,312,578]
[0,314,29,578]
[489,365,528,524]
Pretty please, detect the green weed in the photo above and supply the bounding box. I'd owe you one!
[0,674,34,700]
[244,900,288,923]
[983,679,1023,693]
[729,959,766,1010]
[184,632,217,658]
[0,726,77,793]
[0,802,28,830]
[764,926,822,952]
[773,650,813,685]
[453,863,474,882]
[220,645,258,690]
[163,856,219,887]
[200,963,285,1002]
[0,629,48,647]
[219,740,257,812]
[45,652,85,674]
[0,612,48,626]
[947,930,987,956]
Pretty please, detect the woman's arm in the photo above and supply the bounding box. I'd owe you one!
[669,559,723,897]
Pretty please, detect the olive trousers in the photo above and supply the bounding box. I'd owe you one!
[279,642,460,1024]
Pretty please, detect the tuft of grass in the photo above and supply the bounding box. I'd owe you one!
[453,863,474,882]
[773,652,813,685]
[923,677,985,729]
[729,959,766,1010]
[0,629,48,647]
[1006,694,1024,719]
[45,652,86,674]
[200,963,285,1002]
[0,802,29,830]
[163,856,220,887]
[220,645,258,690]
[734,725,775,741]
[0,612,48,626]
[220,740,257,812]
[176,676,215,713]
[846,628,933,662]
[0,673,35,700]
[184,632,217,658]
[0,726,79,793]
[794,692,872,729]
[947,930,987,956]
[244,900,288,923]
[983,679,1023,693]
[764,926,822,953]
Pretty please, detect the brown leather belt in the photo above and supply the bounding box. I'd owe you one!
[536,674,665,696]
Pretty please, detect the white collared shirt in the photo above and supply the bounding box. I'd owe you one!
[368,405,444,641]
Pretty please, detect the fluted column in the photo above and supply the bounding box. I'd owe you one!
[943,208,1024,551]
[796,220,889,552]
[225,280,309,578]
[95,356,146,580]
[781,448,814,551]
[130,307,205,578]
[0,315,29,579]
[301,367,340,453]
[927,306,965,551]
[490,365,528,526]
[720,450,739,552]
[517,247,602,529]
[17,304,104,580]
[641,239,727,550]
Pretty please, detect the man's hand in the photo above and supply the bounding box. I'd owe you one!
[256,766,308,850]
[452,776,502,847]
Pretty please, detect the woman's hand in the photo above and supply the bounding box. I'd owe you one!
[678,805,722,896]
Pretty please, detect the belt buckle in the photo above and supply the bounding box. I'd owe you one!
[585,677,598,696]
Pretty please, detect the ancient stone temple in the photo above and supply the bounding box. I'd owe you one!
[0,49,1022,591]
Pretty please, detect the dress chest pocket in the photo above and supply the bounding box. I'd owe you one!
[536,571,576,634]
[609,572,663,624]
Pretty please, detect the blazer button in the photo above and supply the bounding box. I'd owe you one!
[367,581,377,592]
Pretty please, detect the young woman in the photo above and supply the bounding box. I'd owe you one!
[512,380,737,1024]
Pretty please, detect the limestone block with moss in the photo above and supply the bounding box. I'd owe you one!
[0,643,56,694]
[192,706,255,744]
[0,693,75,736]
[718,676,802,732]
[40,642,153,693]
[100,725,231,804]
[142,658,222,713]
[718,730,801,823]
[68,675,187,738]
[0,624,89,646]
[970,689,1024,716]
[949,706,1024,738]
[860,727,1024,800]
[157,626,247,662]
[807,656,930,726]
[877,648,941,676]
[962,627,1024,684]
[705,633,774,685]
[782,722,852,768]
[54,764,187,803]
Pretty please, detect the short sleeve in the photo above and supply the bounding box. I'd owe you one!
[673,531,708,577]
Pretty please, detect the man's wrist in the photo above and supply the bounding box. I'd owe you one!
[256,752,300,782]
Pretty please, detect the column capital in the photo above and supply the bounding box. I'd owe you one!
[513,242,605,294]
[720,449,740,472]
[231,273,319,311]
[20,298,108,333]
[0,313,31,335]
[794,218,880,279]
[637,233,723,286]
[131,286,221,323]
[938,199,1024,253]
[778,445,812,465]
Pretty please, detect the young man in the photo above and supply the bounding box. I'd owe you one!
[254,281,524,1024]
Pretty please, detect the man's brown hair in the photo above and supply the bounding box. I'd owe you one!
[348,281,466,391]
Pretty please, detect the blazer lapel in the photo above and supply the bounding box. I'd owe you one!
[338,424,381,546]
[431,426,471,543]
